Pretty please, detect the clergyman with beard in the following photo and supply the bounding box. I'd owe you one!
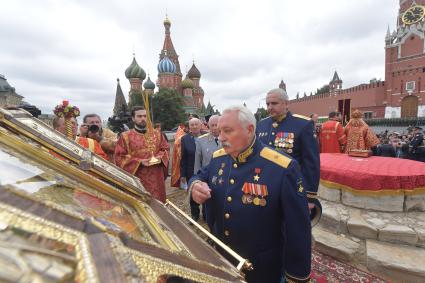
[114,106,170,202]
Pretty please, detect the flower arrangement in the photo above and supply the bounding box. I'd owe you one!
[53,100,80,118]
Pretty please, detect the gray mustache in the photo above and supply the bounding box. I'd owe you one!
[222,141,232,147]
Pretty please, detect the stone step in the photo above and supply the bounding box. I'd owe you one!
[319,200,424,247]
[312,227,362,263]
[366,240,425,283]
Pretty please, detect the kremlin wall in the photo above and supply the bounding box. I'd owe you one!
[288,0,425,122]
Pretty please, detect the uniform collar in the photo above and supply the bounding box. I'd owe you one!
[272,111,291,127]
[234,136,260,163]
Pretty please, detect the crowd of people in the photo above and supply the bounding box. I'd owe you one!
[48,88,424,283]
[313,109,425,162]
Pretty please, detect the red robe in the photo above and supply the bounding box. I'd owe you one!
[344,118,380,153]
[75,136,108,160]
[171,126,186,188]
[319,120,346,153]
[114,129,170,203]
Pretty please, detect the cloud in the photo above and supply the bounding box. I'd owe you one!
[1,0,399,119]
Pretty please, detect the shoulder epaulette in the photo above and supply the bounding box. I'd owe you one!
[260,147,291,168]
[198,133,209,139]
[213,148,227,158]
[292,114,310,120]
[259,116,272,123]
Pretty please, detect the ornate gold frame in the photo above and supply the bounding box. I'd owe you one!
[0,124,182,253]
[0,108,145,196]
[0,202,98,282]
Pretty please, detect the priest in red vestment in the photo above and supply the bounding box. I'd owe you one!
[114,106,169,203]
[170,123,187,188]
[344,109,380,153]
[319,111,346,153]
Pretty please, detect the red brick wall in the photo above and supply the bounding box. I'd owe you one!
[401,35,424,57]
[289,82,387,117]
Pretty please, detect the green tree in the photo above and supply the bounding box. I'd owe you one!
[128,90,144,109]
[255,107,268,121]
[315,85,330,95]
[152,88,186,130]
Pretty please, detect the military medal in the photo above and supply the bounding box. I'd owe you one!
[272,122,278,128]
[212,176,217,185]
[218,178,224,185]
[242,194,248,204]
[247,194,253,203]
[259,198,267,206]
[218,169,223,176]
[253,197,260,205]
[253,168,261,182]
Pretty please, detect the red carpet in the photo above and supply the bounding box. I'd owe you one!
[311,250,388,283]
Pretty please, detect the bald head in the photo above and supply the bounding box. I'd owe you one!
[189,118,202,136]
[208,115,220,137]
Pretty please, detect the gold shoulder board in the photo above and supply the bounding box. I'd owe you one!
[260,147,291,168]
[213,148,227,158]
[199,133,209,138]
[293,114,310,120]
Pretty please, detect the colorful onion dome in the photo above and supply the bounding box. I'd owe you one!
[157,55,176,74]
[125,57,146,80]
[188,62,201,79]
[143,76,155,90]
[181,76,194,89]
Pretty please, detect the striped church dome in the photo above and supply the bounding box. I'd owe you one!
[157,55,176,74]
[143,76,155,90]
[125,57,146,80]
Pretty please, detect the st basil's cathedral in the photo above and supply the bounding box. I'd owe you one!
[112,15,206,117]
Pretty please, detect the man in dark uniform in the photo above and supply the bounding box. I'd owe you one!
[181,117,203,220]
[189,106,311,283]
[409,126,425,162]
[256,88,320,215]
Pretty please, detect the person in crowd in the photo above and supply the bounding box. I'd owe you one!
[52,102,108,160]
[409,126,425,162]
[256,88,320,213]
[193,115,221,221]
[114,106,170,202]
[194,115,221,174]
[319,111,346,153]
[79,113,117,161]
[310,113,320,141]
[344,109,380,153]
[171,122,188,188]
[189,106,311,283]
[181,117,203,220]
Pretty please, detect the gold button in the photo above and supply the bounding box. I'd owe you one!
[233,163,238,168]
[224,230,230,236]
[269,142,272,145]
[227,196,232,202]
[225,213,230,219]
[272,132,275,135]
[230,179,235,184]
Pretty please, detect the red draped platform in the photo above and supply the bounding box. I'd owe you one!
[320,153,425,195]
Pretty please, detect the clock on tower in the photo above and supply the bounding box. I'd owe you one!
[402,4,425,25]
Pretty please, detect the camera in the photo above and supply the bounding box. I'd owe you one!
[88,124,100,133]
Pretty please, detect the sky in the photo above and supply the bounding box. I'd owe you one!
[1,0,399,120]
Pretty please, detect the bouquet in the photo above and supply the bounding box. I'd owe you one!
[53,100,80,118]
